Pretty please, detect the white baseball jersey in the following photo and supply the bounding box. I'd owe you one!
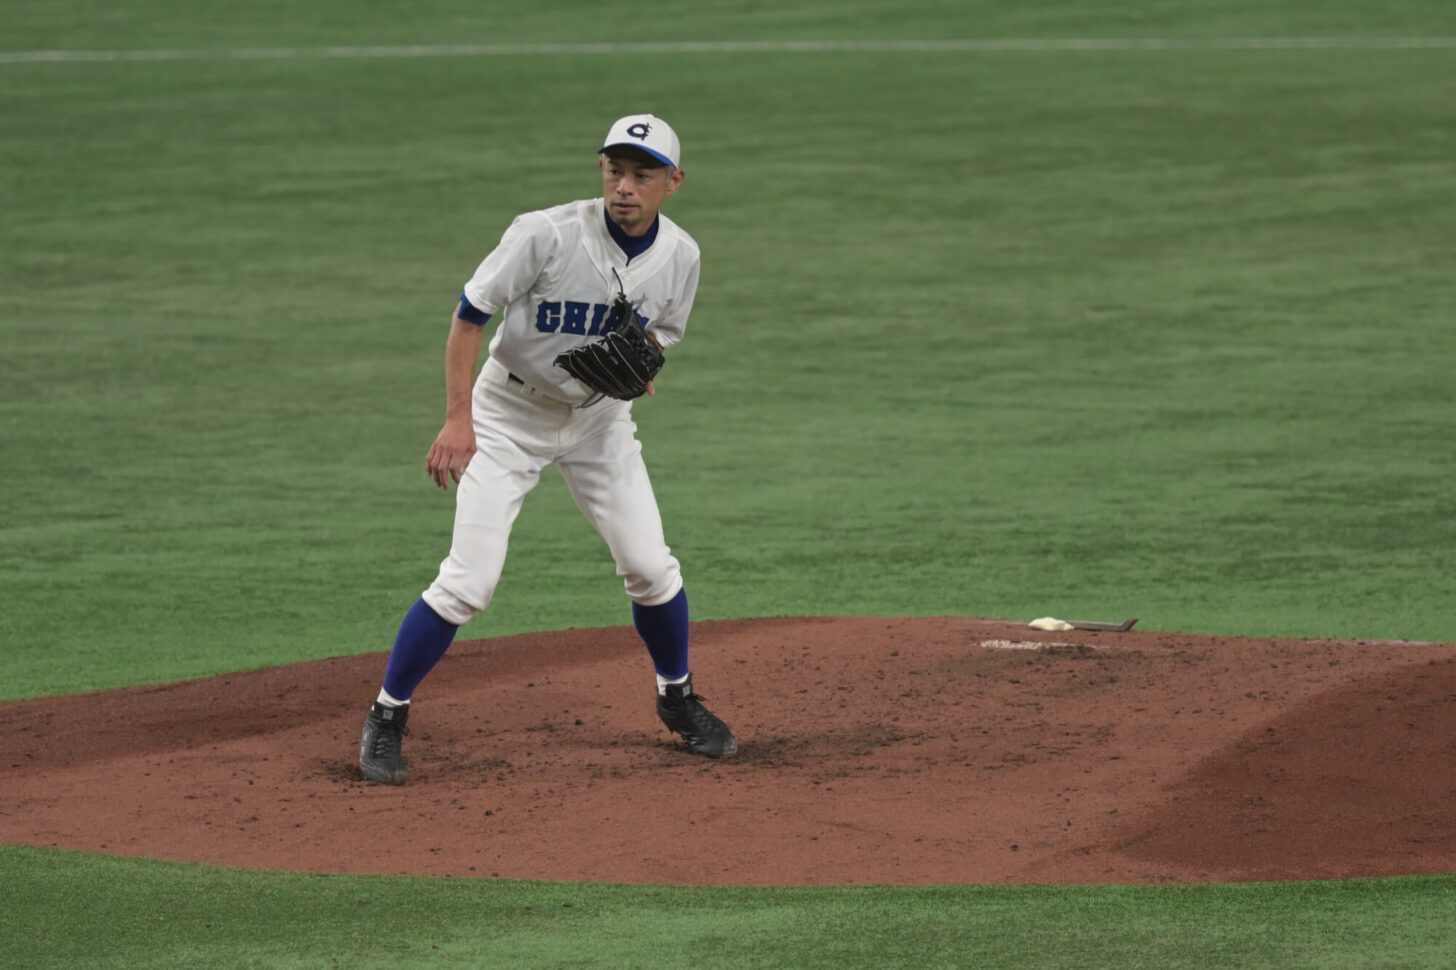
[461,198,701,406]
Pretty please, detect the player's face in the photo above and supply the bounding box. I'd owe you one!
[600,156,683,236]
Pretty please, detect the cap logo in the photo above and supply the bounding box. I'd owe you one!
[626,122,652,140]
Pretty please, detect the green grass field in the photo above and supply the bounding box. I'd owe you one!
[3,2,1455,966]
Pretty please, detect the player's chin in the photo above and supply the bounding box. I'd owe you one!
[610,203,640,222]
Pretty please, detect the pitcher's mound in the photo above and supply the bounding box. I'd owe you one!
[4,617,1453,885]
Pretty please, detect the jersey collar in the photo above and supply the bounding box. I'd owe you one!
[603,209,659,264]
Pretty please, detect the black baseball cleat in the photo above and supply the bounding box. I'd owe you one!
[358,701,410,784]
[656,676,738,758]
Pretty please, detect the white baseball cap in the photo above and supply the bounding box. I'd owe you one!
[599,114,681,168]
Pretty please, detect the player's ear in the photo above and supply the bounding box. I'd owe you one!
[665,167,684,195]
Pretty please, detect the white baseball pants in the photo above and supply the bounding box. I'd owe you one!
[422,357,683,626]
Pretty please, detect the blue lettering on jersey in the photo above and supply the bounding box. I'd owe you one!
[562,301,590,335]
[587,303,609,336]
[535,300,649,336]
[535,302,562,332]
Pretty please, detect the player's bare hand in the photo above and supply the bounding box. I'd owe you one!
[646,380,655,397]
[426,420,476,490]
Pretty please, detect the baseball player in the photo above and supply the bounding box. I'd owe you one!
[357,114,737,785]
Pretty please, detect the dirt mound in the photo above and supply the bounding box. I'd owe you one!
[3,617,1452,886]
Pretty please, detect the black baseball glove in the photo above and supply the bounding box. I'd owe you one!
[553,293,665,401]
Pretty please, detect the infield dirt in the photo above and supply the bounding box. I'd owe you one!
[3,617,1453,885]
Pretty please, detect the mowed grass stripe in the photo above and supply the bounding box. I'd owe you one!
[5,36,1456,64]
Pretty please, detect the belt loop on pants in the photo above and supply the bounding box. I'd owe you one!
[484,356,525,390]
[484,355,568,407]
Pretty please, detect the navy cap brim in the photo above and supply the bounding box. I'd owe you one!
[598,143,676,167]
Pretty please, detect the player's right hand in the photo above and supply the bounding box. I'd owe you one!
[426,419,476,491]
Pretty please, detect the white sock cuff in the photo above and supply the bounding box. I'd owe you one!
[376,688,410,707]
[655,672,690,694]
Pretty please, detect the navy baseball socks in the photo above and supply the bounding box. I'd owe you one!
[361,591,737,783]
[635,590,738,759]
[359,598,458,785]
[632,588,691,686]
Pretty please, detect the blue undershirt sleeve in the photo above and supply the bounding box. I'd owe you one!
[456,293,492,326]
